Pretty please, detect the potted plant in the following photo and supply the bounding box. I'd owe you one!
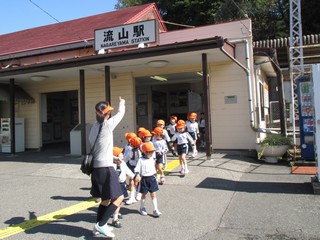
[256,134,293,163]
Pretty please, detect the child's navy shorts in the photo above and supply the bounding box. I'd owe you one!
[177,143,189,155]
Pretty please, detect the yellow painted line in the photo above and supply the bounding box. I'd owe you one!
[0,159,180,239]
[0,199,98,239]
[164,159,180,175]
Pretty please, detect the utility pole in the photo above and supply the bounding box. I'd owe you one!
[289,0,304,154]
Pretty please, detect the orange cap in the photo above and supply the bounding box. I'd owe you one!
[113,146,123,157]
[141,142,156,152]
[140,129,152,137]
[188,112,197,119]
[156,119,165,125]
[125,132,137,141]
[101,105,114,115]
[176,120,186,128]
[129,136,142,148]
[152,127,163,135]
[137,127,146,137]
[137,127,146,132]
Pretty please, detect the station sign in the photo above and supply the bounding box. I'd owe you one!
[94,20,158,51]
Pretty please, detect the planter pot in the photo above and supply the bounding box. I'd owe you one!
[255,144,289,163]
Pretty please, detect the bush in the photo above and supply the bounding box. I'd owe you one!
[260,134,293,146]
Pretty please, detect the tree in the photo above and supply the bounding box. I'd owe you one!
[301,0,320,35]
[116,0,221,29]
[115,0,318,41]
[214,0,289,40]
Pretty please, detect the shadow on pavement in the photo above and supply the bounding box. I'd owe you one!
[196,177,313,194]
[0,142,82,164]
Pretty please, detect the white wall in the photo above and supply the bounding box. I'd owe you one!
[210,61,256,150]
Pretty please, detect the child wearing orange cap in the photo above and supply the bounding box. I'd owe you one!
[156,119,172,167]
[140,129,153,143]
[171,120,195,175]
[186,112,199,158]
[166,115,178,156]
[152,127,168,184]
[156,119,171,142]
[123,132,136,171]
[137,127,146,138]
[138,129,156,200]
[125,136,143,205]
[112,146,140,228]
[134,142,162,217]
[124,132,136,154]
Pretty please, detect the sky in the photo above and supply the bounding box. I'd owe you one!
[0,0,118,35]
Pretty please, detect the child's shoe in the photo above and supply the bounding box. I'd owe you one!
[140,207,148,216]
[125,198,137,205]
[192,149,198,158]
[159,176,165,185]
[94,223,115,238]
[92,226,100,236]
[153,209,162,217]
[111,219,122,228]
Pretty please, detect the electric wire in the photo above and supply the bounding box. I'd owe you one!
[28,0,89,47]
[228,0,252,36]
[230,0,249,18]
[29,0,61,23]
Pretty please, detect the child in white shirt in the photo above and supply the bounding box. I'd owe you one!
[125,136,142,204]
[157,119,174,161]
[152,127,168,185]
[171,120,196,175]
[123,132,137,163]
[134,142,162,217]
[186,112,199,157]
[166,115,178,156]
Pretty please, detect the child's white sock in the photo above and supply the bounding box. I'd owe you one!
[152,198,158,211]
[140,199,146,209]
[184,162,188,170]
[129,188,135,200]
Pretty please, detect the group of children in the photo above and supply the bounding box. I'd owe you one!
[106,112,202,229]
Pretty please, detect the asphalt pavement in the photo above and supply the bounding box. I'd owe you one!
[0,145,319,240]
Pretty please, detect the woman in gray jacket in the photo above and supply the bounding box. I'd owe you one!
[89,97,125,238]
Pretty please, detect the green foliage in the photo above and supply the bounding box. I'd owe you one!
[257,134,292,160]
[115,0,320,41]
[260,134,292,146]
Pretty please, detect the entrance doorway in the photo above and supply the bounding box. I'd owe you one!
[135,72,203,129]
[41,91,78,147]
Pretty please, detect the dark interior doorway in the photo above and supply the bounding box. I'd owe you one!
[152,90,167,125]
[41,91,78,146]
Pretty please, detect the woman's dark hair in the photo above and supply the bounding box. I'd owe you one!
[95,101,111,123]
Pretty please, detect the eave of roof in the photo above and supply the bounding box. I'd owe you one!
[0,36,225,77]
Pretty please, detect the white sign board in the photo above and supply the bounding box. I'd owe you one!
[94,20,158,51]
